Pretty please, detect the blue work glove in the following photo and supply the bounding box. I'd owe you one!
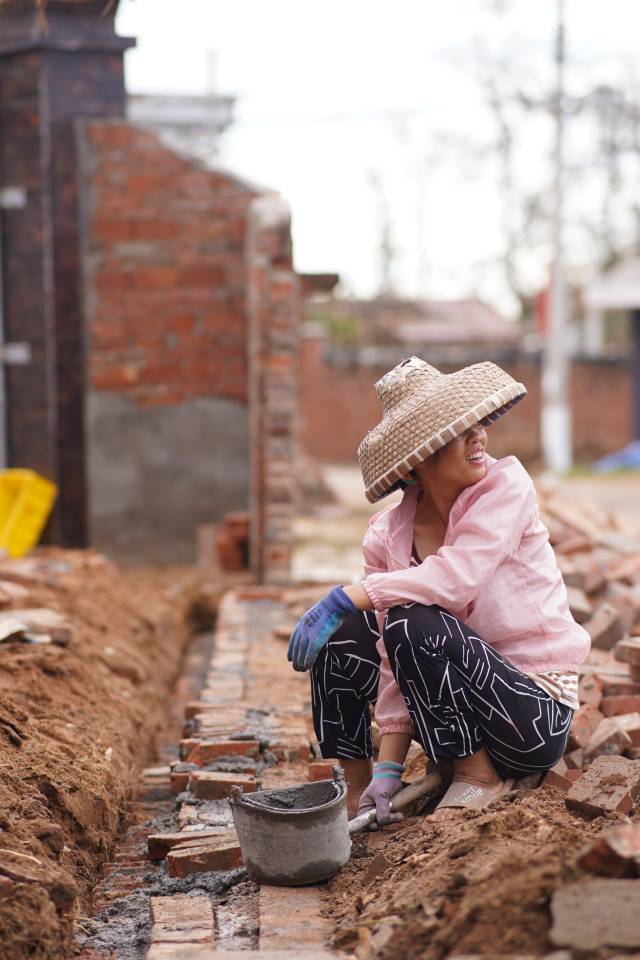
[287,585,357,671]
[356,761,405,828]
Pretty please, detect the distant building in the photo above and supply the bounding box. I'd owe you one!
[305,294,525,366]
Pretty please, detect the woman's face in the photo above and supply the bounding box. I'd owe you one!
[420,424,488,490]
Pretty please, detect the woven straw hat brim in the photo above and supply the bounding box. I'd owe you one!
[358,363,526,503]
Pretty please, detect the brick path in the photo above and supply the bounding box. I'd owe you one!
[78,589,342,959]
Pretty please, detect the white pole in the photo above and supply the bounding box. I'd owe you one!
[541,0,573,474]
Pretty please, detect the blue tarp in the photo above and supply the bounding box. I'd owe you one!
[594,440,640,473]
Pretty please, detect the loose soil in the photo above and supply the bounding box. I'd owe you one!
[0,548,207,960]
[324,784,624,960]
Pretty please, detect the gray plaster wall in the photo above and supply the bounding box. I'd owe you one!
[87,392,249,563]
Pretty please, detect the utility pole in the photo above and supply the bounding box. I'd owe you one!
[541,0,572,473]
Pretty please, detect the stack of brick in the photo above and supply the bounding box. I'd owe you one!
[533,486,640,790]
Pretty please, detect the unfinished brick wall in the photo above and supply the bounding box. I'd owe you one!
[79,120,298,574]
[246,196,299,584]
[299,336,633,468]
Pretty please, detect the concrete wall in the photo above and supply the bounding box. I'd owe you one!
[87,393,248,562]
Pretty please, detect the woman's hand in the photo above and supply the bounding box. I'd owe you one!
[287,585,357,671]
[356,761,405,827]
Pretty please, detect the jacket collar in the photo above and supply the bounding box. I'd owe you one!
[383,454,499,568]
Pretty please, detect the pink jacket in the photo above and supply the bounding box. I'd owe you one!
[360,454,591,736]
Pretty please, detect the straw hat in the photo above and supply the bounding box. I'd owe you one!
[358,357,527,503]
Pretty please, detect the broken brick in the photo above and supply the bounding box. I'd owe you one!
[147,831,225,861]
[614,636,640,666]
[566,585,592,624]
[579,673,603,708]
[584,603,625,651]
[550,879,640,950]
[614,712,640,746]
[166,834,242,877]
[606,582,640,632]
[565,755,640,818]
[601,696,640,717]
[564,748,584,769]
[191,771,257,800]
[607,554,640,584]
[583,717,633,762]
[543,760,575,792]
[602,678,640,697]
[577,823,640,877]
[185,740,260,766]
[308,760,338,782]
[567,704,604,750]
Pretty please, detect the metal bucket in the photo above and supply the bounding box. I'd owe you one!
[229,766,350,886]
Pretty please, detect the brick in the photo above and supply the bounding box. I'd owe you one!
[577,823,640,878]
[583,717,633,762]
[259,884,332,951]
[543,760,574,792]
[564,748,584,769]
[147,831,226,861]
[579,673,603,708]
[614,636,640,666]
[166,834,242,878]
[566,586,592,624]
[149,894,214,945]
[615,712,640,746]
[601,696,640,717]
[602,678,640,697]
[606,582,640,632]
[608,554,640,584]
[191,771,257,800]
[170,770,191,795]
[567,704,604,750]
[565,755,640,818]
[585,603,625,651]
[186,740,260,766]
[550,880,640,950]
[308,760,338,782]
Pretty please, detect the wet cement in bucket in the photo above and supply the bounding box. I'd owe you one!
[244,780,336,810]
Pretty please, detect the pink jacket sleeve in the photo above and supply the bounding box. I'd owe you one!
[361,466,536,614]
[362,522,414,738]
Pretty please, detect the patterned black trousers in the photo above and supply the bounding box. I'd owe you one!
[310,603,573,780]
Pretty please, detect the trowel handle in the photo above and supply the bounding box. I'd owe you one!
[348,770,443,835]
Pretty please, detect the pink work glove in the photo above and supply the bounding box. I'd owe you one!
[356,760,405,829]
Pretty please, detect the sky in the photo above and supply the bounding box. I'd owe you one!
[116,0,640,317]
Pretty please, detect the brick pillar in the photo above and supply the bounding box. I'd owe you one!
[0,0,134,545]
[246,195,299,585]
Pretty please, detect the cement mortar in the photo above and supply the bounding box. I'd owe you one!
[248,781,336,810]
[77,870,246,960]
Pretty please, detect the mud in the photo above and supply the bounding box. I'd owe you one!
[324,786,619,960]
[0,549,203,960]
[247,781,337,810]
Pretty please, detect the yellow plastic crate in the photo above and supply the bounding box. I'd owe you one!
[0,469,58,558]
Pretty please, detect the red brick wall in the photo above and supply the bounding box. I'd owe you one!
[80,121,299,578]
[246,197,299,584]
[299,337,633,468]
[83,121,257,406]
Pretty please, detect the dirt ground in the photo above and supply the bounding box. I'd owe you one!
[325,784,611,959]
[0,549,202,960]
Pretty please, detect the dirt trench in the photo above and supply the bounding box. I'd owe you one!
[0,549,215,960]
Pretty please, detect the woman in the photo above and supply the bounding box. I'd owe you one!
[288,357,590,824]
